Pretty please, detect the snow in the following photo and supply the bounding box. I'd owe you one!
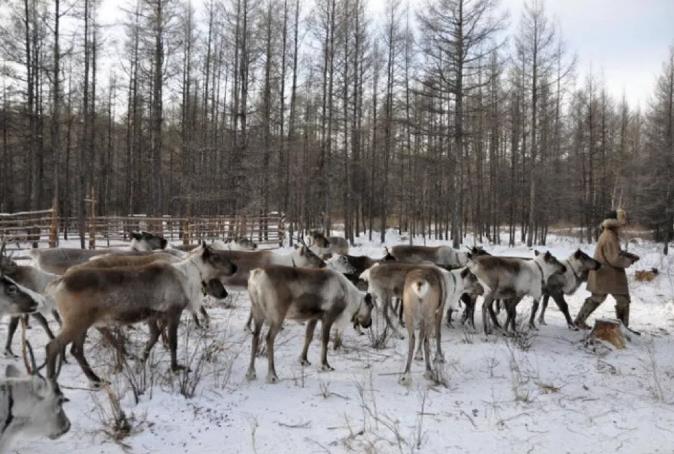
[4,232,674,453]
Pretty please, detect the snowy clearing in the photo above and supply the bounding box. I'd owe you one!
[4,233,674,454]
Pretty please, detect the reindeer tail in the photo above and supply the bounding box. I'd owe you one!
[411,279,430,299]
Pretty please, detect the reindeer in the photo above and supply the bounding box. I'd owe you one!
[468,251,567,334]
[0,365,70,451]
[44,244,237,386]
[399,267,482,385]
[526,249,601,330]
[326,248,396,290]
[388,244,471,269]
[212,238,258,251]
[29,231,168,275]
[78,251,224,327]
[306,231,349,258]
[246,266,373,383]
[211,245,326,332]
[0,255,62,357]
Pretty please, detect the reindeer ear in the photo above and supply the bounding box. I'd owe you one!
[545,251,552,260]
[574,249,582,258]
[5,364,21,378]
[130,232,141,240]
[299,246,306,256]
[160,238,168,249]
[202,242,211,258]
[534,250,540,256]
[460,268,470,279]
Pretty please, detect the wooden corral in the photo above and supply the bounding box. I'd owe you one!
[1,203,285,253]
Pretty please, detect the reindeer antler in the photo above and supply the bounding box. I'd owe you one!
[21,318,40,376]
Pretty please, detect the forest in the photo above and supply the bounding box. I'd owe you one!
[0,0,672,250]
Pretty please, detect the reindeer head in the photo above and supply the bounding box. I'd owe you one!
[293,244,326,268]
[352,293,374,329]
[0,275,41,315]
[4,364,71,440]
[327,254,357,274]
[534,250,567,278]
[571,249,601,272]
[130,231,168,251]
[193,242,238,281]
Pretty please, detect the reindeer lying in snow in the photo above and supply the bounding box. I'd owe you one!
[400,266,482,385]
[468,251,567,334]
[246,266,374,383]
[44,244,237,386]
[29,231,169,275]
[0,365,70,451]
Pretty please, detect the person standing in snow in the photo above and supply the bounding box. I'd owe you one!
[574,209,639,329]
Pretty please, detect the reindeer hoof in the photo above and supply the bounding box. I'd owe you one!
[538,319,547,326]
[423,370,436,381]
[568,324,579,331]
[266,373,279,384]
[399,374,412,386]
[3,349,18,359]
[414,353,423,362]
[321,364,335,372]
[300,358,311,367]
[434,355,445,364]
[246,370,257,381]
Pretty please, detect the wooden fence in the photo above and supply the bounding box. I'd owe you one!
[1,206,285,252]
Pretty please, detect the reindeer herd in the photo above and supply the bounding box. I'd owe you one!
[0,229,603,450]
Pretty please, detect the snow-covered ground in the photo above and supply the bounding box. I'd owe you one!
[4,232,674,454]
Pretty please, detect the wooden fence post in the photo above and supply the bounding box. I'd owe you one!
[87,186,97,250]
[49,197,59,248]
[278,213,286,247]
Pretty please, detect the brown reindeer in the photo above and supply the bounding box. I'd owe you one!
[44,244,236,386]
[246,266,373,383]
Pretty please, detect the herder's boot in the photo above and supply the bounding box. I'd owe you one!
[615,297,630,328]
[574,297,601,330]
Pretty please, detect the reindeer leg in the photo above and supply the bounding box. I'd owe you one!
[4,316,20,358]
[46,326,77,381]
[266,321,282,383]
[244,309,254,333]
[529,299,539,330]
[168,312,188,373]
[32,313,55,339]
[538,294,550,326]
[141,320,162,362]
[319,318,336,372]
[552,292,577,330]
[70,332,104,387]
[300,320,318,366]
[422,328,434,381]
[400,324,415,386]
[383,297,403,339]
[482,294,495,335]
[200,306,210,328]
[191,311,203,329]
[488,299,501,329]
[246,319,263,380]
[434,309,445,363]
